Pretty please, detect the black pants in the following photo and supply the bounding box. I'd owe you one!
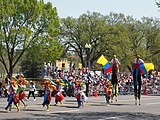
[133,68,141,100]
[27,91,35,99]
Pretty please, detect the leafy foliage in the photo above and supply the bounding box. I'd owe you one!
[60,12,160,71]
[0,0,63,78]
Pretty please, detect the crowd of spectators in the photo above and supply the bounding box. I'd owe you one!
[0,68,160,98]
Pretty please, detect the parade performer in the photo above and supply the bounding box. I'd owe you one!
[132,54,144,105]
[16,75,27,109]
[5,80,20,112]
[54,79,64,106]
[42,80,53,112]
[104,79,113,105]
[110,55,120,102]
[75,84,87,108]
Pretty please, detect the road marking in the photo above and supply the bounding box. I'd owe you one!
[146,102,160,105]
[104,115,127,119]
[49,109,80,113]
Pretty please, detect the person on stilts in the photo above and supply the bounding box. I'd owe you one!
[132,54,144,105]
[110,55,120,102]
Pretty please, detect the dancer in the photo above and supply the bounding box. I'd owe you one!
[75,84,87,108]
[17,75,27,109]
[42,80,52,112]
[54,78,64,106]
[132,54,144,105]
[5,80,20,112]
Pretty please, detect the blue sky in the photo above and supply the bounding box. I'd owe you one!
[45,0,160,20]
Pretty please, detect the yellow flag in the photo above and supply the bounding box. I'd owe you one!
[144,63,154,72]
[97,54,108,66]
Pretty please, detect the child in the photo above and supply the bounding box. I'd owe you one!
[104,80,113,106]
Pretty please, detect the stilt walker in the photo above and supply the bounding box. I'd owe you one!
[110,55,120,102]
[132,55,144,105]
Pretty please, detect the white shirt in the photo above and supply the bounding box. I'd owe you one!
[133,58,144,64]
[29,84,36,91]
[111,58,120,64]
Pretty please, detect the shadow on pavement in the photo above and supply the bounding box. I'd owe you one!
[3,111,159,120]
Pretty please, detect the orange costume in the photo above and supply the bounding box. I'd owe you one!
[5,80,20,112]
[104,80,113,105]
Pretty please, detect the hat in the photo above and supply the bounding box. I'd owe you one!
[10,80,15,84]
[56,79,60,83]
[113,55,116,58]
[44,80,50,84]
[137,54,140,58]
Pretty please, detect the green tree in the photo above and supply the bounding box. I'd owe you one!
[141,17,160,70]
[0,0,62,79]
[60,12,115,68]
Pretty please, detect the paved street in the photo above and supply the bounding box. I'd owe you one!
[0,95,160,120]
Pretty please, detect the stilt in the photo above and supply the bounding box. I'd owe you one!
[139,100,141,106]
[135,99,137,105]
[115,96,117,102]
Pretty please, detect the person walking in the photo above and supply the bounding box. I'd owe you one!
[26,81,36,101]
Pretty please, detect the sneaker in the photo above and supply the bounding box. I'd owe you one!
[54,104,58,106]
[34,99,36,101]
[106,103,109,106]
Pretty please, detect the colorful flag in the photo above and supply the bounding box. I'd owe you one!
[105,65,112,73]
[144,63,154,72]
[140,63,154,74]
[97,54,108,66]
[97,54,112,73]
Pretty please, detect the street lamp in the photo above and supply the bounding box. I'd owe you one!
[85,43,91,69]
[85,43,91,97]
